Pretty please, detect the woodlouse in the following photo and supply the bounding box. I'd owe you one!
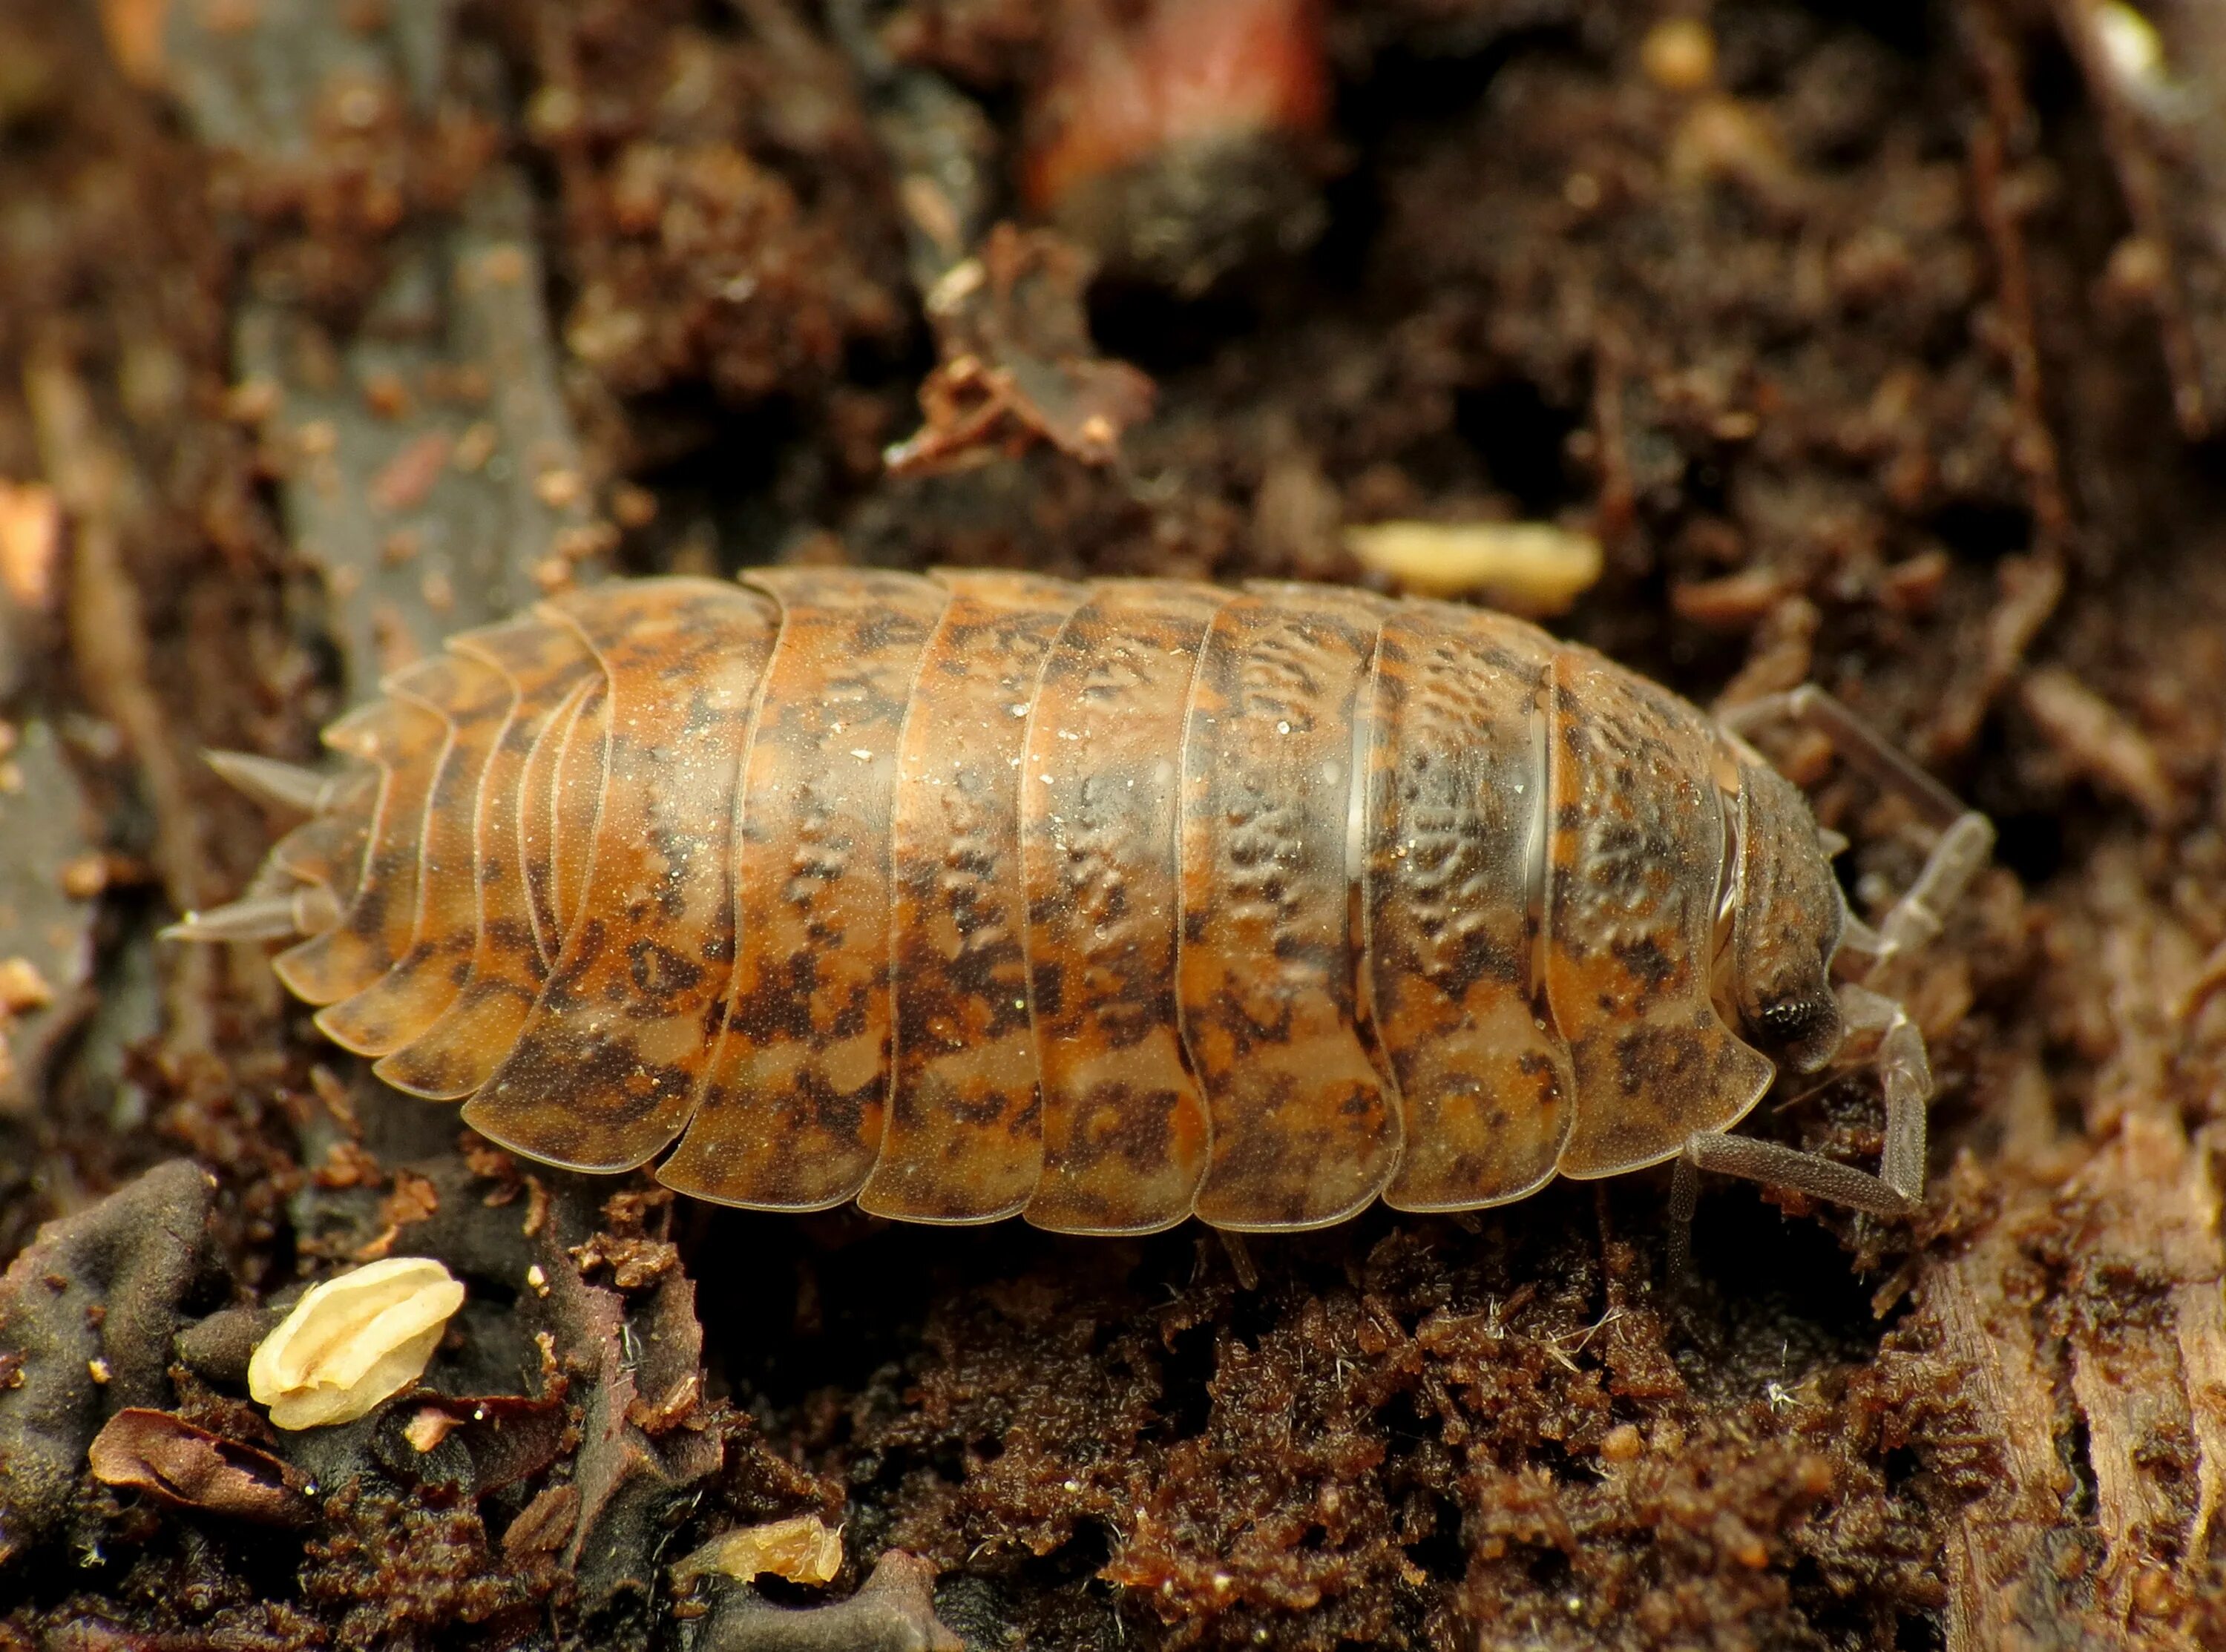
[173,570,1994,1236]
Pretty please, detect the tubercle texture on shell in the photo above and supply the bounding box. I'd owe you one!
[210,570,1790,1234]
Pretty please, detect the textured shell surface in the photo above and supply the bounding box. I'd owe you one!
[229,568,1828,1234]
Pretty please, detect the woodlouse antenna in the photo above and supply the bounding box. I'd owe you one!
[1719,685,1995,981]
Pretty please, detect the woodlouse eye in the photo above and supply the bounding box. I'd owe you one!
[1756,995,1842,1073]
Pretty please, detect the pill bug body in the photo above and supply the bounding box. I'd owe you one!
[194,570,1923,1234]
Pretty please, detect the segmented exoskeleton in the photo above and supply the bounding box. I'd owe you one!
[175,570,1993,1234]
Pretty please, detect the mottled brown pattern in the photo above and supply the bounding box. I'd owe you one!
[276,693,444,1007]
[314,654,513,1057]
[1019,581,1225,1234]
[1544,651,1774,1177]
[372,619,600,1100]
[660,569,948,1208]
[234,570,1871,1230]
[465,581,778,1172]
[267,773,373,915]
[1178,583,1399,1230]
[858,570,1086,1222]
[546,677,610,955]
[1365,600,1574,1209]
[519,677,597,970]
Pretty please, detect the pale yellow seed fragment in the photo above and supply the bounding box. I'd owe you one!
[672,1514,846,1589]
[1345,520,1603,613]
[248,1257,466,1430]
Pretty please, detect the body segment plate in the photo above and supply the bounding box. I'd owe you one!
[1019,580,1227,1234]
[464,581,778,1171]
[1544,649,1774,1176]
[858,570,1087,1222]
[660,568,949,1208]
[1366,602,1575,1208]
[1178,584,1400,1229]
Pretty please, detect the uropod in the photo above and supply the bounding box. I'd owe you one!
[172,570,1994,1240]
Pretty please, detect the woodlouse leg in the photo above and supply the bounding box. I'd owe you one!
[1682,1131,1919,1216]
[1668,982,1932,1280]
[1836,982,1931,1201]
[1721,685,1994,973]
[1667,1131,1917,1283]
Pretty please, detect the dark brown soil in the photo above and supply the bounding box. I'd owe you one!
[3,1,2224,1648]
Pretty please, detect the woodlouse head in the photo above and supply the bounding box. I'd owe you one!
[1724,758,1847,1074]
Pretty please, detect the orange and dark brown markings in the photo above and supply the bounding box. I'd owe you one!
[234,570,1801,1230]
[273,694,443,1005]
[520,675,597,968]
[858,570,1089,1222]
[464,581,778,1172]
[1543,651,1774,1177]
[314,652,516,1056]
[658,569,948,1208]
[1019,581,1224,1234]
[1364,604,1573,1209]
[1178,582,1401,1230]
[267,771,371,925]
[372,620,600,1099]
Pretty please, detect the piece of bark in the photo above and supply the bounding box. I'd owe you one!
[163,0,605,697]
[0,1162,220,1567]
[1929,841,2226,1648]
[2054,0,2226,439]
[884,224,1155,478]
[0,720,100,1117]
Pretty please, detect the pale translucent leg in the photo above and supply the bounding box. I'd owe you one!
[1669,687,1989,1277]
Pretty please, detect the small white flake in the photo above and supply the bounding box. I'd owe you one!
[249,1257,466,1430]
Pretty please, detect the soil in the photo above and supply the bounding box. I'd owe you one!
[2,1,2224,1648]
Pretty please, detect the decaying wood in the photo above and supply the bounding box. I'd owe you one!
[164,0,606,698]
[1927,842,2226,1649]
[23,346,215,1053]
